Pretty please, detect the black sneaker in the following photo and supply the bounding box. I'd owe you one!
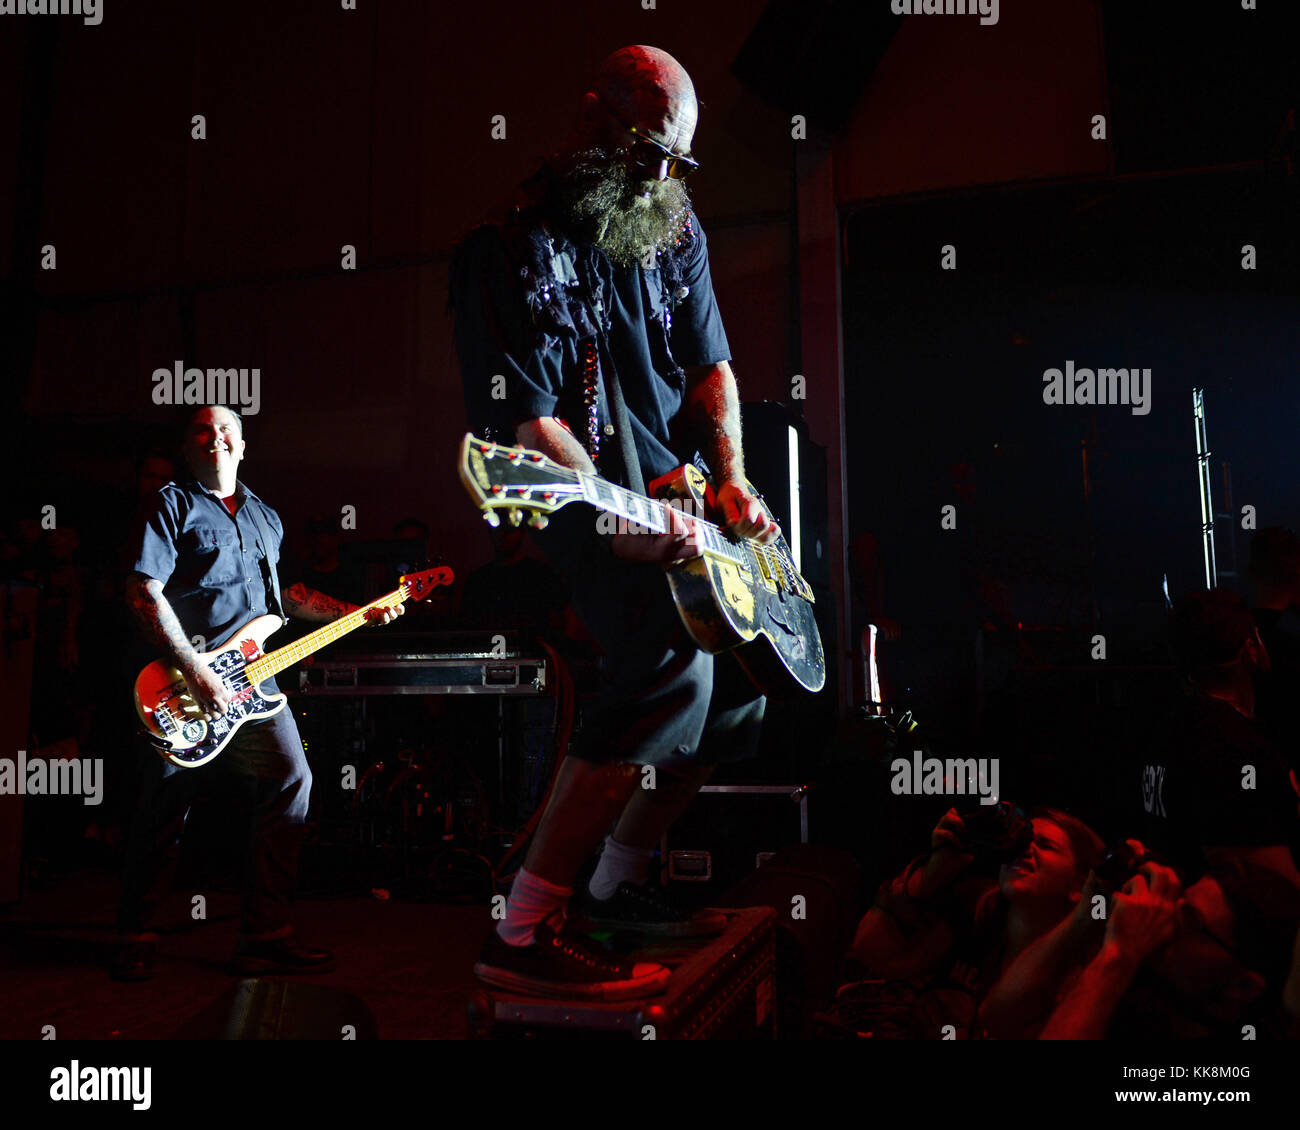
[575,881,728,937]
[474,920,670,1000]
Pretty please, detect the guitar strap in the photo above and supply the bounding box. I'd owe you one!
[243,495,286,625]
[596,336,647,497]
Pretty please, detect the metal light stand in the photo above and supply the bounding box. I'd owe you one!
[1193,388,1217,588]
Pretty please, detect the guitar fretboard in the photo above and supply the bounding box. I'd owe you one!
[466,437,813,602]
[569,470,810,601]
[244,584,409,683]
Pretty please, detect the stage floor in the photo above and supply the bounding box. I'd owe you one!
[0,864,492,1040]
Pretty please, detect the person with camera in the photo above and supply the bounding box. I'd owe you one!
[976,841,1177,1037]
[848,802,1104,1038]
[981,841,1300,1039]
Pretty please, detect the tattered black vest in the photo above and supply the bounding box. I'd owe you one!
[455,162,698,482]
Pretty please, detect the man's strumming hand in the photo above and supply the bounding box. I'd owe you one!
[715,481,780,544]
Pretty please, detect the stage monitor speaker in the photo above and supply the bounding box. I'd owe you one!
[732,0,902,134]
[175,979,379,1040]
[716,844,861,1038]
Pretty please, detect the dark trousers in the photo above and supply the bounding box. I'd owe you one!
[116,707,312,939]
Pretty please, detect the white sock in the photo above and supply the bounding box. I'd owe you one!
[588,835,655,901]
[496,867,572,947]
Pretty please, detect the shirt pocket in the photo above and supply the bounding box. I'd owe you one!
[183,524,240,587]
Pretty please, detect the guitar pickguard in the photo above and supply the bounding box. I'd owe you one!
[713,559,755,622]
[154,647,283,767]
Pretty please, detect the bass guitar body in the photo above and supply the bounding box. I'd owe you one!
[133,614,286,768]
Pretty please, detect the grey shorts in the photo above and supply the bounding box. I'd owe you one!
[539,514,765,772]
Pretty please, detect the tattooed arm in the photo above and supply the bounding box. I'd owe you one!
[282,582,357,622]
[684,360,745,485]
[281,582,404,626]
[683,360,778,543]
[126,572,231,719]
[516,417,598,476]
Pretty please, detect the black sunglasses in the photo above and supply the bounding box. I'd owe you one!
[597,97,700,180]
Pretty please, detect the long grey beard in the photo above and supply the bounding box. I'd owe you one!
[549,147,692,267]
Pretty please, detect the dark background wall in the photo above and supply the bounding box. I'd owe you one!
[4,1,1296,753]
[4,0,803,569]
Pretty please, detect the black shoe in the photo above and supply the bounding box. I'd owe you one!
[110,940,157,982]
[474,920,670,1001]
[575,881,728,937]
[231,933,335,975]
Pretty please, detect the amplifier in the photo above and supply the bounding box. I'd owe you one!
[298,654,546,696]
[467,906,777,1040]
[661,785,809,900]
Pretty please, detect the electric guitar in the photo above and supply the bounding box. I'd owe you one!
[457,434,825,696]
[134,567,453,768]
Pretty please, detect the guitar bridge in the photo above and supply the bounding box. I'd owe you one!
[154,705,178,736]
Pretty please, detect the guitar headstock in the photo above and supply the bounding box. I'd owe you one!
[400,566,455,601]
[458,434,584,528]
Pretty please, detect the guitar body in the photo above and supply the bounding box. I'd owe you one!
[133,614,286,768]
[131,567,450,770]
[652,465,826,696]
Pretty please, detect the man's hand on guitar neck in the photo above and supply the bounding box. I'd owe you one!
[362,603,405,626]
[611,502,705,566]
[608,481,780,567]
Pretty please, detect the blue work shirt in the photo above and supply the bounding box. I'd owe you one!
[131,475,285,663]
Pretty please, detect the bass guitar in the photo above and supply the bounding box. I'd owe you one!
[134,567,453,767]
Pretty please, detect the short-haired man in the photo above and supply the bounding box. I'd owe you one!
[112,405,402,981]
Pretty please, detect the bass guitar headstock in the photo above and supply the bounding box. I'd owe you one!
[400,566,455,601]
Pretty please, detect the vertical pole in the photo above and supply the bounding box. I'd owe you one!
[1193,388,1217,588]
[795,138,851,717]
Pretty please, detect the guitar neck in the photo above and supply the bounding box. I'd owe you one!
[570,470,812,601]
[574,470,746,565]
[245,585,407,682]
[461,435,810,599]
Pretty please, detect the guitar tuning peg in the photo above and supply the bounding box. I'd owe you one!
[483,510,501,528]
[506,508,524,527]
[528,514,549,530]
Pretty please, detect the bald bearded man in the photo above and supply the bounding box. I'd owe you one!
[451,46,781,999]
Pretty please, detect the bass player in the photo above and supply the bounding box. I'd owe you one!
[111,404,403,982]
